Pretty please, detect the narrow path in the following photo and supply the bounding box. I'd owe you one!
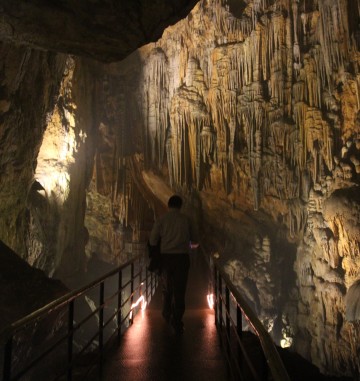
[101,252,230,381]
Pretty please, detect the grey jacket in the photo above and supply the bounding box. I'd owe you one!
[149,209,198,254]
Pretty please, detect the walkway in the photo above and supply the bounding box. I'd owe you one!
[101,253,230,381]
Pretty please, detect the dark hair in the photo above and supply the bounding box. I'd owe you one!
[168,195,182,209]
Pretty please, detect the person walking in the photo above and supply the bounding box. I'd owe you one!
[149,195,199,334]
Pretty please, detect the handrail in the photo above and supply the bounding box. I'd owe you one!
[1,251,159,381]
[0,255,140,340]
[213,258,291,381]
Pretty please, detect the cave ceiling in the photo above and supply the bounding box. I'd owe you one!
[0,0,199,62]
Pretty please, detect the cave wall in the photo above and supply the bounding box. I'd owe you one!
[30,57,97,277]
[0,42,67,255]
[0,48,97,278]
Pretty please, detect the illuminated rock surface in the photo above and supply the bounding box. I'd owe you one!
[0,0,359,377]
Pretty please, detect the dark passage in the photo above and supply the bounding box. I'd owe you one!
[101,253,230,381]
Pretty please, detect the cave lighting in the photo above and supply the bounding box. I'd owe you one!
[280,335,293,348]
[207,293,214,309]
[129,295,147,321]
[35,97,87,203]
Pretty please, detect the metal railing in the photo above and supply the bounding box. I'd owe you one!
[213,259,290,381]
[1,253,158,381]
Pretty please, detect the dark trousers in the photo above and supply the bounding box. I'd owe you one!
[160,253,190,325]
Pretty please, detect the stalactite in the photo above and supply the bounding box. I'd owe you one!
[142,48,169,169]
[167,76,210,189]
[293,102,306,170]
[288,199,306,238]
[303,55,322,108]
[317,0,350,83]
[292,0,301,70]
[237,79,267,208]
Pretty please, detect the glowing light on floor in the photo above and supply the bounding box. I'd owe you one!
[207,293,214,309]
[129,295,147,321]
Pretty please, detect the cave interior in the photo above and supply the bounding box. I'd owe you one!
[0,0,360,378]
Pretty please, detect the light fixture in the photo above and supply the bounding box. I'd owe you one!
[207,293,214,309]
[129,295,147,322]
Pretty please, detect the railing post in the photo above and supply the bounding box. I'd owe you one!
[99,282,105,377]
[67,300,74,381]
[214,265,218,326]
[130,262,135,321]
[219,275,223,327]
[225,286,231,357]
[236,305,243,371]
[3,336,13,381]
[145,266,149,302]
[139,260,143,301]
[117,269,122,344]
[149,269,152,300]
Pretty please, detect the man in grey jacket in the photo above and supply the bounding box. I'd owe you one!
[150,195,198,334]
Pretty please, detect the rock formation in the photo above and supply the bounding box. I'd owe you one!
[0,0,359,377]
